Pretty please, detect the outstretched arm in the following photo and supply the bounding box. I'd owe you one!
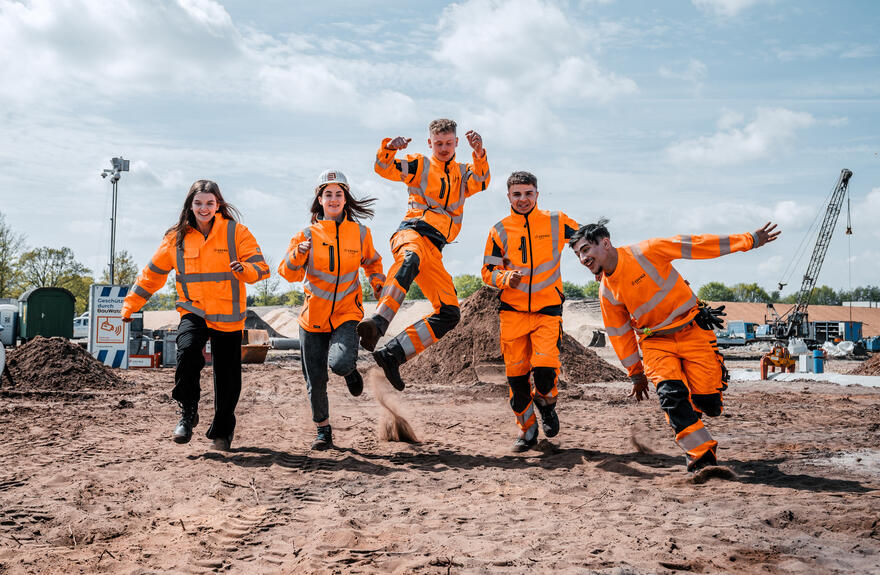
[121,236,176,320]
[374,137,421,185]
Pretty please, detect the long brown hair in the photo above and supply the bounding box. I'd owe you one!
[167,180,241,248]
[310,185,376,224]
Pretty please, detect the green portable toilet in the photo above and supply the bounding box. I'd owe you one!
[18,287,76,340]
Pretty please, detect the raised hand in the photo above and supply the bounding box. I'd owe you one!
[385,137,411,151]
[754,222,781,247]
[297,240,312,254]
[465,130,483,156]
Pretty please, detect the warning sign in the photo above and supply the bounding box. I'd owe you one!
[88,284,131,368]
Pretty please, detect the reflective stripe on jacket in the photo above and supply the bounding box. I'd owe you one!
[600,232,757,376]
[481,208,579,314]
[374,138,490,244]
[122,216,269,332]
[279,217,385,333]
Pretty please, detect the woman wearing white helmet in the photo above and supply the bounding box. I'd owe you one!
[278,170,385,450]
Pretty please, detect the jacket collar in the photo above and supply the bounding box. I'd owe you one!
[509,205,538,220]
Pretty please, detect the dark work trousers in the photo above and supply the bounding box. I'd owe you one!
[299,320,359,424]
[173,313,242,440]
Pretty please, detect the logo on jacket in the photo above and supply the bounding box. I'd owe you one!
[632,273,647,286]
[214,248,228,253]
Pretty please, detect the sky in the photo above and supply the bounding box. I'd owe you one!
[1,0,878,298]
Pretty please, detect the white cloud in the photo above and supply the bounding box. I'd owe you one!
[691,0,765,18]
[659,59,707,88]
[434,0,636,140]
[667,107,814,166]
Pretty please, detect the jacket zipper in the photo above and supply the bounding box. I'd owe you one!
[525,213,534,313]
[327,221,342,330]
[443,160,454,238]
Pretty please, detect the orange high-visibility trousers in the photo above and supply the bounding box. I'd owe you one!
[500,310,561,434]
[376,229,460,361]
[640,322,726,463]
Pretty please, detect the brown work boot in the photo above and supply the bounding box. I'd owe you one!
[357,318,381,351]
[372,348,405,391]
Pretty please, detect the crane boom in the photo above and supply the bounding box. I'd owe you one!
[778,169,853,338]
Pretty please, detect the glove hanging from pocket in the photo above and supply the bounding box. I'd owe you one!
[694,300,726,331]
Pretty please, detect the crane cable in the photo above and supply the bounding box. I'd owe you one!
[847,192,853,322]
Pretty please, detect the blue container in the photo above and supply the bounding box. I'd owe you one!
[812,349,824,374]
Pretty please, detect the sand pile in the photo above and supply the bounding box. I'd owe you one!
[1,336,126,391]
[849,353,880,376]
[399,286,624,387]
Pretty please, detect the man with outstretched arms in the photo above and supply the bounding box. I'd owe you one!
[358,118,490,390]
[482,171,579,452]
[569,219,780,471]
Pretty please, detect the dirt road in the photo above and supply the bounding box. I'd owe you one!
[1,356,878,574]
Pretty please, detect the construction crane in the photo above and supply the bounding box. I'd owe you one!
[766,169,853,339]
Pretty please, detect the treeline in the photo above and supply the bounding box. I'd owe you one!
[697,281,880,305]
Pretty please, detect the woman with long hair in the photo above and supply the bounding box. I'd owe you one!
[122,179,269,451]
[279,169,384,450]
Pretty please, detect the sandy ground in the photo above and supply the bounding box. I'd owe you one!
[1,350,879,574]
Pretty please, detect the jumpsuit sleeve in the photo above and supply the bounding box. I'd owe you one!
[278,230,309,283]
[374,138,422,186]
[600,282,644,377]
[644,232,756,262]
[121,234,176,319]
[481,227,513,289]
[560,212,581,241]
[464,149,490,198]
[360,227,385,293]
[232,224,270,284]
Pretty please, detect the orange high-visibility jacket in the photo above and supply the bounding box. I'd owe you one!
[374,138,490,245]
[122,216,269,332]
[482,208,580,314]
[600,232,758,376]
[279,216,385,333]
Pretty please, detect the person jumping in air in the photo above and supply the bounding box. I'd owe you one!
[278,170,384,450]
[569,219,780,471]
[482,171,580,452]
[357,118,490,390]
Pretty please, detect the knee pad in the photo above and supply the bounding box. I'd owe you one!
[395,250,421,291]
[427,304,460,340]
[691,393,723,417]
[507,374,532,413]
[656,379,700,433]
[532,366,557,396]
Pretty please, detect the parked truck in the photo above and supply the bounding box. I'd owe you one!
[716,320,758,346]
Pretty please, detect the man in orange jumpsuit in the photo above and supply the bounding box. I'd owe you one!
[570,219,780,471]
[482,171,579,452]
[358,118,490,390]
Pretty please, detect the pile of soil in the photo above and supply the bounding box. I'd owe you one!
[399,286,624,387]
[849,353,880,376]
[1,336,126,391]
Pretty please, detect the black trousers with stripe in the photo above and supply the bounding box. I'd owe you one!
[173,313,242,439]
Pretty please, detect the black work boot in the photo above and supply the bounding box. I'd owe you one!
[537,402,560,438]
[211,431,234,452]
[172,402,199,444]
[511,429,538,453]
[345,370,364,397]
[372,348,405,391]
[311,425,333,450]
[356,318,382,352]
[687,449,718,473]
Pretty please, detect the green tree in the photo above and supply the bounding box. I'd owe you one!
[252,257,281,306]
[100,249,140,285]
[731,282,772,303]
[843,285,880,302]
[17,247,92,291]
[454,274,482,298]
[142,274,178,311]
[283,288,304,307]
[582,280,600,298]
[697,281,735,302]
[0,211,26,298]
[405,282,425,300]
[562,281,584,299]
[809,285,841,306]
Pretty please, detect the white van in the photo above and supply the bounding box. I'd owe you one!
[73,313,89,339]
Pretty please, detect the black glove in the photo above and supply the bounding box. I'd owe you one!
[695,301,726,331]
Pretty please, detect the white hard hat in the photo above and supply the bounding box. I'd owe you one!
[315,169,349,193]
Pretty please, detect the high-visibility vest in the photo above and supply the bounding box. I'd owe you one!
[279,217,385,333]
[600,232,757,376]
[374,138,490,244]
[482,208,580,314]
[122,216,269,332]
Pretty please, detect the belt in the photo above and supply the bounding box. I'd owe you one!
[640,319,694,338]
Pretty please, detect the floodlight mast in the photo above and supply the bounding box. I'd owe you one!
[101,156,130,285]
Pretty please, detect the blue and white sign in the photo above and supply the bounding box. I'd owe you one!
[88,284,131,369]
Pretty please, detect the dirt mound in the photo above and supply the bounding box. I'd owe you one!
[1,336,127,392]
[849,353,880,376]
[399,286,624,387]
